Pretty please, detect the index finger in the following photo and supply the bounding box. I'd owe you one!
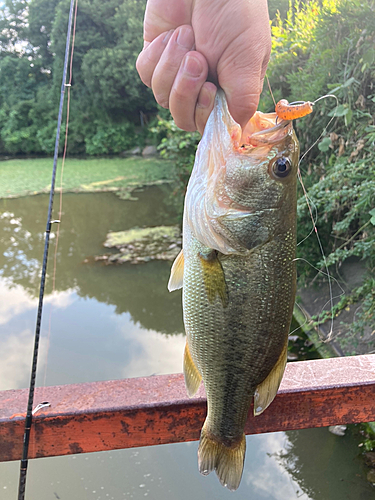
[143,0,192,43]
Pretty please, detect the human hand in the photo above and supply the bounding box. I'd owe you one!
[136,0,271,134]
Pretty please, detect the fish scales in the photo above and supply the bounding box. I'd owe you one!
[168,91,299,490]
[184,226,296,435]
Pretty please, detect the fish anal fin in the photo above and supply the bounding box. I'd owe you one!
[254,341,288,416]
[168,250,184,292]
[183,342,202,397]
[199,251,228,307]
[198,423,246,491]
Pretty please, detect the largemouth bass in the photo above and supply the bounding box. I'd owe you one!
[168,91,299,491]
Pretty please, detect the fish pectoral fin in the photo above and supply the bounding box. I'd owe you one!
[168,250,184,292]
[253,341,288,416]
[199,250,228,307]
[183,342,202,397]
[198,423,246,492]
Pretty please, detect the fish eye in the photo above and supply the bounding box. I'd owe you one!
[272,157,292,178]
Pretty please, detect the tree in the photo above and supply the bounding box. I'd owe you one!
[0,0,156,155]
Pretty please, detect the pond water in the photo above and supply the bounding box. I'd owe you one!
[0,189,373,499]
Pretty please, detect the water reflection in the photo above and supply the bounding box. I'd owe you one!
[0,281,75,389]
[0,280,186,390]
[0,189,185,391]
[273,429,372,499]
[0,190,372,500]
[0,189,184,335]
[0,435,314,500]
[1,429,371,500]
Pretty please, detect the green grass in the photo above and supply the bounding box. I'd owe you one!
[0,157,175,198]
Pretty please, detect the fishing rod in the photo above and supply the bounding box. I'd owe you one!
[17,0,77,498]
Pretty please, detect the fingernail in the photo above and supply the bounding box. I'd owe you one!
[176,26,194,49]
[197,86,212,108]
[183,55,203,78]
[163,30,174,44]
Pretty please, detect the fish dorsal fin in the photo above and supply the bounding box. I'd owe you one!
[253,341,288,416]
[168,250,184,292]
[183,342,202,397]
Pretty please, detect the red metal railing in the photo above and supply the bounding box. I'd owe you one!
[0,354,374,463]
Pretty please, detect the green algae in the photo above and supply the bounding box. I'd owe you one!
[101,225,181,264]
[0,157,175,199]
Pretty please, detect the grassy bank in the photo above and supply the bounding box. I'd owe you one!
[0,157,174,199]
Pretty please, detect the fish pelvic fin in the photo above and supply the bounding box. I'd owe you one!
[198,423,246,491]
[253,340,288,416]
[183,342,202,397]
[199,250,228,307]
[168,250,184,292]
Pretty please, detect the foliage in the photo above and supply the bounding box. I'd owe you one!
[358,422,375,453]
[268,0,290,19]
[150,116,200,189]
[85,121,135,156]
[261,0,375,343]
[0,0,154,155]
[0,0,29,50]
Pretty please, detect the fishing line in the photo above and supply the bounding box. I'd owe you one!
[293,256,346,325]
[297,171,336,341]
[266,81,341,343]
[296,193,318,247]
[43,0,79,393]
[296,94,339,342]
[292,300,343,354]
[265,74,276,107]
[293,258,345,293]
[289,301,309,336]
[298,94,338,166]
[17,1,77,499]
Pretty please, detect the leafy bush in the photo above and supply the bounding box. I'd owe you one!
[0,101,40,154]
[264,0,375,342]
[85,121,135,156]
[0,0,153,156]
[150,116,200,188]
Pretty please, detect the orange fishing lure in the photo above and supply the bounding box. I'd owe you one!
[275,99,313,121]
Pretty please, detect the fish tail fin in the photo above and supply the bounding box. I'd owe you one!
[198,423,246,491]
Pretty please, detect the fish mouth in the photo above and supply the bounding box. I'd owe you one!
[237,112,292,149]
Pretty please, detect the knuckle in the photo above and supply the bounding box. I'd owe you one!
[171,88,188,105]
[154,93,169,108]
[136,55,151,87]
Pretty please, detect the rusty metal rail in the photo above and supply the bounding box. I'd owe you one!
[0,354,374,463]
